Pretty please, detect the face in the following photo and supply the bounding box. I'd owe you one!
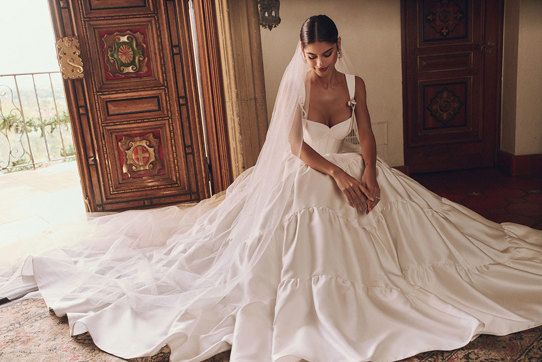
[302,38,341,77]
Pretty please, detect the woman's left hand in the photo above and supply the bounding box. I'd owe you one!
[361,167,380,213]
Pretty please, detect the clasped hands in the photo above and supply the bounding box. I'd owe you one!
[331,167,380,213]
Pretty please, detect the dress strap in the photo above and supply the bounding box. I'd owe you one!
[346,74,358,136]
[346,74,357,111]
[346,74,356,100]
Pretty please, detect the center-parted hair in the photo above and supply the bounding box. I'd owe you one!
[299,15,339,47]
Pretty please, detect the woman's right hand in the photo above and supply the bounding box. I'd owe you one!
[330,168,372,212]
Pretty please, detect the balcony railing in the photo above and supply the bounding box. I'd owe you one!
[0,71,75,173]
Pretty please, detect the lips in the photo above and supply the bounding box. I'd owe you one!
[318,66,328,72]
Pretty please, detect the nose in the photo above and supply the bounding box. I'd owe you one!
[316,58,324,67]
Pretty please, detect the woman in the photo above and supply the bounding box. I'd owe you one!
[5,15,542,362]
[297,15,380,213]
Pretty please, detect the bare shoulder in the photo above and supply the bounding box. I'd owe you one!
[354,75,367,99]
[354,75,365,86]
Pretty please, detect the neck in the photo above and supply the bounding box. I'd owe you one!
[314,68,337,89]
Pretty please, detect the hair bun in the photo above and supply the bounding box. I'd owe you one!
[300,15,339,47]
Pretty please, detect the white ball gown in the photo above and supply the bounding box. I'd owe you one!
[5,74,542,362]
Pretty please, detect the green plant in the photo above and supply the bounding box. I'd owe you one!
[0,111,71,137]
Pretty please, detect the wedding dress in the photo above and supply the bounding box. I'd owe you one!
[3,48,542,362]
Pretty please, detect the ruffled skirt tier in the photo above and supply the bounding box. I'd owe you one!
[23,153,542,361]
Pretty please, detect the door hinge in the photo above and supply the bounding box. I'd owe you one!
[207,159,215,195]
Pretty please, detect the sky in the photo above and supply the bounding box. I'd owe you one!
[0,0,59,75]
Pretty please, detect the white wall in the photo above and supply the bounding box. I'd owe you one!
[514,0,542,155]
[501,0,542,156]
[501,0,520,154]
[260,0,404,166]
[260,0,542,167]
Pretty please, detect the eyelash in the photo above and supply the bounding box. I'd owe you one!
[308,52,332,60]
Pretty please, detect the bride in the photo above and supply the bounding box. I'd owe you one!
[4,14,542,362]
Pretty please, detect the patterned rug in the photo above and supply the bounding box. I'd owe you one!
[1,298,541,361]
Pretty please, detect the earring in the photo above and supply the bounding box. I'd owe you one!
[338,49,342,58]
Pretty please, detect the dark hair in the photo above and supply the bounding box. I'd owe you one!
[300,15,339,47]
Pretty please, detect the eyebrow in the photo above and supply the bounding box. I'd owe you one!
[306,47,334,56]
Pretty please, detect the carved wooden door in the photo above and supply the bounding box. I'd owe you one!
[402,0,503,173]
[49,0,212,211]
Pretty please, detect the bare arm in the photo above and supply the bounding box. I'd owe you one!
[299,141,341,176]
[299,140,371,212]
[354,76,380,211]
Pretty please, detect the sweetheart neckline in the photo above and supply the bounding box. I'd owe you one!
[305,117,351,129]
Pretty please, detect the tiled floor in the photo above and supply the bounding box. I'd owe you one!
[411,167,542,230]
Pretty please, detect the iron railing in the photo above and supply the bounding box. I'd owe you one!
[0,71,74,172]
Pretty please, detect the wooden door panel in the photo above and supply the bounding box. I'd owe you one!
[49,0,210,211]
[421,0,471,42]
[415,77,479,144]
[418,52,473,72]
[402,0,502,173]
[86,19,163,91]
[82,0,154,17]
[98,89,167,122]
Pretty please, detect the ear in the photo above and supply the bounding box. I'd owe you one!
[337,37,342,52]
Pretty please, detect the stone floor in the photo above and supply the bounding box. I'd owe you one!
[0,161,86,265]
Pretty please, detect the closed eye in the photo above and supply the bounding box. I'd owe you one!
[306,47,334,60]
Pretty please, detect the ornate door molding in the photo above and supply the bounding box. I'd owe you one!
[48,0,223,211]
[401,0,504,173]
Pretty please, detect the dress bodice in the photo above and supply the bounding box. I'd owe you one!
[303,118,353,155]
[302,74,357,155]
